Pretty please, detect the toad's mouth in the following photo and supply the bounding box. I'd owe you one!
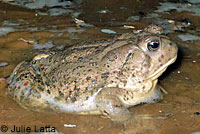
[147,55,177,80]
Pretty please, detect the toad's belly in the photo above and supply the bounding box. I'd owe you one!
[39,88,103,114]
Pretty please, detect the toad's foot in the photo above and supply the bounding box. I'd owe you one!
[96,88,131,122]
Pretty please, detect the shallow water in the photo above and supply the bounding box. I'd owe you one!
[0,0,200,134]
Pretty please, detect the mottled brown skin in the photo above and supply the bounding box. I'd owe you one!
[7,25,178,121]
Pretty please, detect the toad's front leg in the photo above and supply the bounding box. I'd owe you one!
[95,87,131,122]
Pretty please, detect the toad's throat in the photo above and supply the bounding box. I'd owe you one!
[147,55,177,80]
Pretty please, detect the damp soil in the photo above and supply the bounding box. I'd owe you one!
[0,0,200,134]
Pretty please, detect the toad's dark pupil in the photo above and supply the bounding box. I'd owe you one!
[147,40,160,51]
[151,42,159,48]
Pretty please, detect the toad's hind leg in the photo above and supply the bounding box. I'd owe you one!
[7,61,49,111]
[95,88,131,122]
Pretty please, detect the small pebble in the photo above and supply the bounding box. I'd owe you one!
[123,25,135,29]
[168,19,175,23]
[64,124,77,128]
[97,9,110,14]
[101,29,116,34]
[193,60,196,63]
[188,3,193,7]
[0,62,8,67]
[177,71,181,74]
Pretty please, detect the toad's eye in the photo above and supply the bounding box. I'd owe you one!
[147,39,160,51]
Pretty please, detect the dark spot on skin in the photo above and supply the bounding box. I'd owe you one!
[75,87,80,91]
[86,96,89,100]
[115,104,121,107]
[59,91,64,97]
[123,95,129,101]
[20,74,25,77]
[38,87,44,91]
[160,64,163,66]
[122,52,133,68]
[90,90,94,96]
[161,54,164,58]
[86,76,91,81]
[142,86,145,89]
[47,90,51,94]
[169,42,172,46]
[103,110,109,116]
[78,57,83,61]
[24,82,29,86]
[69,90,72,96]
[92,79,97,83]
[77,65,85,69]
[95,49,103,54]
[71,97,77,102]
[153,99,158,102]
[101,72,109,79]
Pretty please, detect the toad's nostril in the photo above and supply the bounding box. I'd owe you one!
[169,42,172,46]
